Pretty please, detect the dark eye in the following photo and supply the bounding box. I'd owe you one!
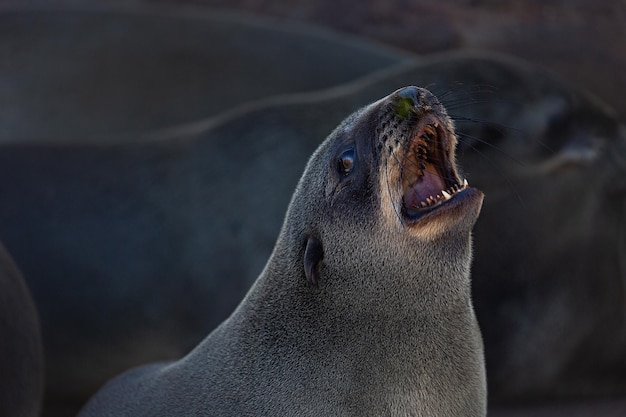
[338,147,355,175]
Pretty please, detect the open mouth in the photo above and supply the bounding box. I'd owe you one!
[401,115,468,222]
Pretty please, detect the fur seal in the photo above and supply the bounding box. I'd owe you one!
[0,240,43,417]
[3,50,625,414]
[79,86,486,416]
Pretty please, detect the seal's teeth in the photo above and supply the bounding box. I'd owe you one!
[410,184,464,212]
[463,178,469,187]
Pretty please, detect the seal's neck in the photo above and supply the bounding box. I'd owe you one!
[232,234,475,362]
[228,247,481,412]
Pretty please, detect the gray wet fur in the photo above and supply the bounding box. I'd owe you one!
[79,87,486,416]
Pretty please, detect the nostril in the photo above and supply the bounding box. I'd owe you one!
[394,86,421,119]
[396,86,420,106]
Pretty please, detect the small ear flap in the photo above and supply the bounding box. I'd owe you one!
[304,236,323,285]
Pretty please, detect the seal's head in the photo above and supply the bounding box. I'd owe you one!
[278,86,484,314]
[375,86,484,240]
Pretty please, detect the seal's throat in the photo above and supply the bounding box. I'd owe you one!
[400,115,468,221]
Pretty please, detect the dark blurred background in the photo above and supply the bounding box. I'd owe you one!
[155,0,626,120]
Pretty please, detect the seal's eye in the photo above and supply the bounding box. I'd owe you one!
[338,147,355,175]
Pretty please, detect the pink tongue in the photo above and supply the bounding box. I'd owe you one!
[404,168,445,209]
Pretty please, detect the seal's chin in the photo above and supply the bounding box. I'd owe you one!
[401,117,469,224]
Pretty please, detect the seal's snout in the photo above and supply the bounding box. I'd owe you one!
[379,86,482,233]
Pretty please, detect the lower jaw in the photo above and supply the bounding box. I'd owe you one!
[402,187,482,225]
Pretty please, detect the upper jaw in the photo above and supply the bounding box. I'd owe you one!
[397,113,469,224]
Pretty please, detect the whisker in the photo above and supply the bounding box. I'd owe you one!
[453,113,559,159]
[455,131,526,167]
[431,84,500,110]
[451,115,522,136]
[456,135,527,209]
